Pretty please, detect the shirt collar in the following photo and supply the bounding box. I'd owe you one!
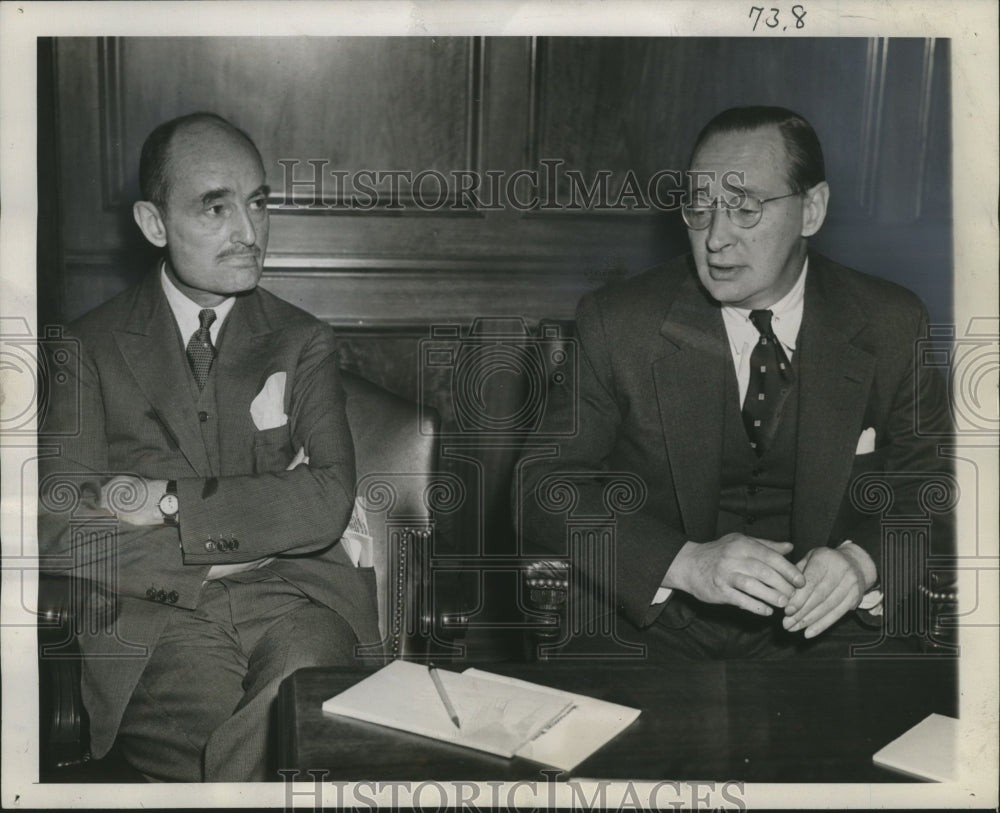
[721,256,808,354]
[160,261,236,344]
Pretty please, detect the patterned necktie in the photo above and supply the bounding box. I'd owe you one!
[741,309,795,456]
[186,308,217,390]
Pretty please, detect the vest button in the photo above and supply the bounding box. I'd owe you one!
[746,514,758,524]
[198,411,209,422]
[747,485,759,495]
[752,467,764,478]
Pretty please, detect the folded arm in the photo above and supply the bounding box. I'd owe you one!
[39,323,356,605]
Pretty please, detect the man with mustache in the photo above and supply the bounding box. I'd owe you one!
[517,106,953,658]
[39,113,377,780]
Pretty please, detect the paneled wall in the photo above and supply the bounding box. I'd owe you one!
[44,37,951,334]
[39,37,952,636]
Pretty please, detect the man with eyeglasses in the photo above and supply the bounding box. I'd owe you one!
[517,106,952,658]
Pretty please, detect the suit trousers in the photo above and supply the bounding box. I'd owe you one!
[117,569,358,781]
[640,595,919,660]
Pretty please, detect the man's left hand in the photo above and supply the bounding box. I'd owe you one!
[783,543,876,638]
[100,475,169,526]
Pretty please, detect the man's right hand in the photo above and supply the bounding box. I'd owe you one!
[663,534,806,616]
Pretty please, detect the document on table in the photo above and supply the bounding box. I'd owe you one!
[872,713,958,782]
[462,668,641,771]
[321,660,640,769]
[322,660,573,758]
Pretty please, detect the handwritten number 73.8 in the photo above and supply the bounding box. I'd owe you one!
[749,6,806,31]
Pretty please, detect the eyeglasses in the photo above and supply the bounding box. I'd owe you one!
[681,190,801,230]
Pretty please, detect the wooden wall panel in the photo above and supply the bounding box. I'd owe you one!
[53,36,951,335]
[117,37,480,207]
[533,38,873,217]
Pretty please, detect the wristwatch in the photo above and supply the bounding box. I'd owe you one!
[158,480,179,526]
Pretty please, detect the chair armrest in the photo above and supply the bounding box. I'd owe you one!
[37,574,91,771]
[38,572,78,633]
[920,570,959,653]
[521,560,570,659]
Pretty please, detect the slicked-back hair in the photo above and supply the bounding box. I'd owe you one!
[689,106,826,193]
[138,112,262,206]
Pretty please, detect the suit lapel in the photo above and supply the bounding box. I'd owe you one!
[214,290,279,471]
[792,255,876,550]
[653,269,728,542]
[112,272,213,476]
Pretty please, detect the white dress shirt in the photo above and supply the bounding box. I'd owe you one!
[721,258,807,403]
[160,263,236,348]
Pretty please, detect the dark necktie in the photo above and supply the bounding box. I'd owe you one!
[186,308,217,390]
[741,309,795,456]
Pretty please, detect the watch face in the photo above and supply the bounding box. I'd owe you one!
[159,494,179,516]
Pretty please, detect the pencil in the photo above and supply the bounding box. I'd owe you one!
[428,662,461,729]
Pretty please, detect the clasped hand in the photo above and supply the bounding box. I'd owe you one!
[782,544,873,638]
[668,533,805,616]
[667,534,873,637]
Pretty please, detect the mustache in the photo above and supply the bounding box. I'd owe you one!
[217,247,262,260]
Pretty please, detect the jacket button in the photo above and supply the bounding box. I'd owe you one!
[746,514,757,524]
[231,539,240,550]
[146,587,156,599]
[747,485,759,495]
[198,411,209,422]
[752,467,764,478]
[168,591,179,604]
[205,540,216,552]
[155,590,167,602]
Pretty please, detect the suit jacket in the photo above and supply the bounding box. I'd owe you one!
[39,269,378,757]
[517,252,953,630]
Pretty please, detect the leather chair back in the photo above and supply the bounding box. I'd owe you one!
[341,370,440,657]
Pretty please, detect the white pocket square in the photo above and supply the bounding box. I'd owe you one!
[250,372,288,430]
[856,427,877,455]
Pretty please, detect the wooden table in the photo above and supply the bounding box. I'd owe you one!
[276,657,957,782]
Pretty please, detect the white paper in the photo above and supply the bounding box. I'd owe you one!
[872,713,958,783]
[322,660,574,758]
[463,668,641,772]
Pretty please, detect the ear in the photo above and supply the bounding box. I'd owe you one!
[133,201,168,247]
[800,181,829,238]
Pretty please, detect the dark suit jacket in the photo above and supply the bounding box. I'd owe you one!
[39,270,378,757]
[517,252,953,630]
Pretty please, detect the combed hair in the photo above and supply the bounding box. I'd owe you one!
[689,106,826,193]
[138,112,262,205]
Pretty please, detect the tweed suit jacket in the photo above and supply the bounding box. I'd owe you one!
[517,252,953,630]
[39,269,378,758]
